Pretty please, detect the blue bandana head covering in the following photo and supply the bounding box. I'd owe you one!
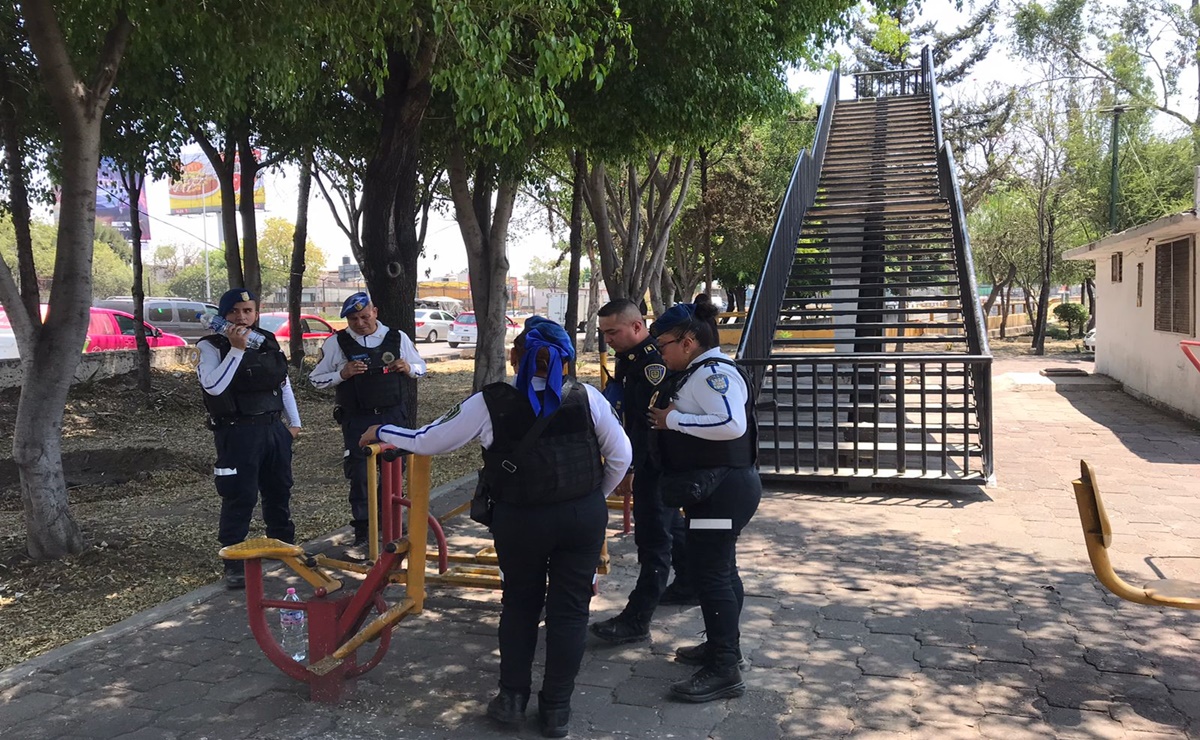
[517,316,576,416]
[340,292,371,318]
[649,302,696,338]
[218,288,256,317]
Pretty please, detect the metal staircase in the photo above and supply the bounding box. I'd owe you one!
[737,49,993,485]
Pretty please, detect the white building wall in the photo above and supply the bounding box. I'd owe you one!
[1093,239,1200,420]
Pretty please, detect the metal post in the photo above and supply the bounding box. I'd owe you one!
[1108,105,1127,232]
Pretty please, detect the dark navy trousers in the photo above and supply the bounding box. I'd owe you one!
[683,466,761,670]
[626,466,688,620]
[340,406,407,537]
[212,420,295,550]
[491,492,607,707]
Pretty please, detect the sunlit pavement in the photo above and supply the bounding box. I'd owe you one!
[3,357,1200,738]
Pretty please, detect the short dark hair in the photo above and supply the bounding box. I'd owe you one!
[597,298,642,319]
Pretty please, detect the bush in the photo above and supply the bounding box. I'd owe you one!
[1052,302,1090,337]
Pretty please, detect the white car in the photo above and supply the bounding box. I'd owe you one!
[1083,329,1096,352]
[448,311,521,348]
[413,309,455,343]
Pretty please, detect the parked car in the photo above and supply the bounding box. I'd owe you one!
[94,297,218,342]
[448,311,520,348]
[413,309,455,343]
[257,313,335,341]
[1083,328,1096,352]
[85,308,187,352]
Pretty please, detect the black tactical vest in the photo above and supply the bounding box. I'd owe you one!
[654,357,758,473]
[480,381,604,506]
[334,328,405,415]
[201,330,288,422]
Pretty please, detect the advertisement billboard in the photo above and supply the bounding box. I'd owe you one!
[168,147,266,215]
[95,159,151,241]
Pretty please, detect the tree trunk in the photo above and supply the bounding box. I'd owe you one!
[564,150,584,365]
[11,0,132,558]
[583,240,600,353]
[237,132,262,298]
[123,168,151,392]
[360,43,436,419]
[1085,278,1096,330]
[999,282,1011,339]
[288,149,312,368]
[699,145,712,293]
[0,61,40,321]
[447,144,516,391]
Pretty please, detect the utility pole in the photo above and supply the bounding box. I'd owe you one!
[1107,104,1127,232]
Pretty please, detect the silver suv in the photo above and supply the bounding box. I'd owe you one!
[94,297,218,342]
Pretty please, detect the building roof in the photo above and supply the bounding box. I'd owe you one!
[1064,210,1200,261]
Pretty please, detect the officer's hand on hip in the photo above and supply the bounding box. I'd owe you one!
[340,360,368,379]
[359,424,383,447]
[647,404,675,431]
[289,426,300,440]
[387,358,411,375]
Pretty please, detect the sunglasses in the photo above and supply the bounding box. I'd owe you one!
[657,336,683,349]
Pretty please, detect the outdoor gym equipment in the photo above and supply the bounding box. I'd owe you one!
[220,443,610,702]
[1071,459,1200,609]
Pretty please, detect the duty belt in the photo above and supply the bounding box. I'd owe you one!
[211,412,282,427]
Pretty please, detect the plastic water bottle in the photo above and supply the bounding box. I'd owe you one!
[279,588,307,662]
[198,313,265,350]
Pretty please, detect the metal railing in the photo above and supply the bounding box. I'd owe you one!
[854,66,927,99]
[737,68,839,362]
[742,354,992,481]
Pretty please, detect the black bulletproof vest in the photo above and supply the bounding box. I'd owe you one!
[201,331,288,421]
[334,328,405,414]
[654,357,758,472]
[480,381,604,506]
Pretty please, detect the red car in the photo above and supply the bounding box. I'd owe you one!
[85,308,187,352]
[257,312,336,341]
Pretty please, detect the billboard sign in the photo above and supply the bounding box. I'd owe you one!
[168,147,266,215]
[95,159,151,241]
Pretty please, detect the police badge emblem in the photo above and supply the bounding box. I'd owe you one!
[644,363,667,386]
[706,374,730,394]
[382,352,396,364]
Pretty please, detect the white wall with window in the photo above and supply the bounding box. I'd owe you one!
[1066,213,1200,420]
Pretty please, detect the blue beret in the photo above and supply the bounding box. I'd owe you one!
[218,288,256,317]
[341,292,371,318]
[650,302,696,337]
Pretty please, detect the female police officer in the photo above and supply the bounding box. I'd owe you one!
[646,294,761,703]
[360,317,630,738]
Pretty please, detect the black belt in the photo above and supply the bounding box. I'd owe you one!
[212,412,281,427]
[341,404,403,418]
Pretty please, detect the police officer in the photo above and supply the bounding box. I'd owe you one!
[309,292,425,554]
[198,288,301,590]
[590,299,695,647]
[647,294,761,703]
[360,318,630,738]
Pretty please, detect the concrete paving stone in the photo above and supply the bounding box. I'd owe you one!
[227,690,298,725]
[575,659,634,688]
[658,696,730,729]
[1168,689,1200,722]
[858,654,920,679]
[780,705,855,736]
[976,713,1061,740]
[968,609,1022,626]
[822,603,873,622]
[111,728,181,740]
[816,618,873,642]
[613,675,669,707]
[1037,704,1129,740]
[180,659,250,684]
[584,701,662,735]
[41,662,123,697]
[743,666,804,694]
[915,645,978,671]
[0,690,65,726]
[245,711,337,739]
[1096,672,1172,703]
[1153,661,1200,693]
[1039,675,1125,710]
[752,640,812,670]
[127,680,217,712]
[214,670,292,705]
[1110,698,1188,732]
[61,705,158,739]
[152,697,244,732]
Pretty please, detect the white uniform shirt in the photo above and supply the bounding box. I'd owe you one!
[309,321,427,389]
[378,378,632,496]
[196,339,301,428]
[663,348,749,441]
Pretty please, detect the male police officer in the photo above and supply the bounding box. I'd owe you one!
[198,288,301,589]
[310,293,426,554]
[590,299,696,646]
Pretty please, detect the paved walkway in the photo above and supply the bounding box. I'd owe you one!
[3,356,1200,739]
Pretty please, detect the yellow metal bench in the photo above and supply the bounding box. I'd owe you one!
[1072,460,1200,609]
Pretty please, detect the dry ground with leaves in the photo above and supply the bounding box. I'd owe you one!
[0,357,607,670]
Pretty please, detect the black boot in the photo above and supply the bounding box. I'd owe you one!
[589,612,650,644]
[669,665,745,703]
[485,687,529,726]
[223,560,245,590]
[674,643,748,669]
[537,693,571,738]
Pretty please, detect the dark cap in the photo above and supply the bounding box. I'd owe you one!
[218,288,256,317]
[340,292,371,318]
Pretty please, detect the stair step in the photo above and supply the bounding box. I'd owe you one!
[758,440,982,454]
[778,306,963,316]
[782,294,961,305]
[773,335,968,346]
[756,466,986,482]
[776,320,966,331]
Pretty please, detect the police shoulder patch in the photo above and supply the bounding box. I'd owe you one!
[644,363,667,386]
[437,402,463,424]
[706,373,730,394]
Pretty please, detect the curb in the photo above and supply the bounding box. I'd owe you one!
[0,470,479,691]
